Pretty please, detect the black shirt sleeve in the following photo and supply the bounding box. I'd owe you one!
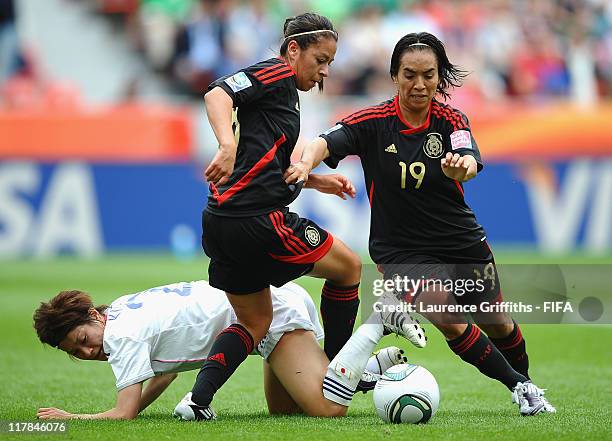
[449,111,483,173]
[320,122,369,169]
[207,68,266,107]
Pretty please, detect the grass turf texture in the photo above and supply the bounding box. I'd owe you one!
[0,253,610,441]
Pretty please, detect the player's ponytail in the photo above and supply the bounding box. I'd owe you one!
[33,291,108,349]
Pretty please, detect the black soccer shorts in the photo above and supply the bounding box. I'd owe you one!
[202,207,333,294]
[379,240,502,308]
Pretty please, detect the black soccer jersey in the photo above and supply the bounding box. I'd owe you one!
[206,57,302,217]
[321,96,486,262]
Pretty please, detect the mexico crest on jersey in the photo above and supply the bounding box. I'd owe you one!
[423,133,444,159]
[305,226,320,246]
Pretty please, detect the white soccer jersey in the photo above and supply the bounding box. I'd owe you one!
[103,281,323,390]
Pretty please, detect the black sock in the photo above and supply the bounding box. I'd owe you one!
[191,323,254,406]
[489,322,530,380]
[447,323,527,390]
[320,281,360,360]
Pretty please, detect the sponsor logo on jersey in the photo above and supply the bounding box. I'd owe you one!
[305,225,321,246]
[450,130,472,150]
[423,132,444,158]
[385,143,398,154]
[224,72,252,93]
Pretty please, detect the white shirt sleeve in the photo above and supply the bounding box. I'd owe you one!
[106,337,155,390]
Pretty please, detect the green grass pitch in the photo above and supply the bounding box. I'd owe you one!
[0,253,610,440]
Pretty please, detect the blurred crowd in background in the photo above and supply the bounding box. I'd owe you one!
[1,0,611,106]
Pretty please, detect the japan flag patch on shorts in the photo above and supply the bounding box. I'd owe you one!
[450,130,472,150]
[225,72,252,93]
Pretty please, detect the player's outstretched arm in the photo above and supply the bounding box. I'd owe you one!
[37,383,143,420]
[441,153,478,182]
[139,373,178,412]
[284,137,330,185]
[305,173,356,200]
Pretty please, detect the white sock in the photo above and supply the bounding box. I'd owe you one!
[322,322,384,406]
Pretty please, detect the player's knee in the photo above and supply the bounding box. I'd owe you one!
[436,322,467,340]
[346,250,362,281]
[303,401,347,418]
[334,248,362,285]
[479,322,513,339]
[240,313,272,344]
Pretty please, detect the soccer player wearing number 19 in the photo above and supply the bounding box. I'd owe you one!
[287,32,555,416]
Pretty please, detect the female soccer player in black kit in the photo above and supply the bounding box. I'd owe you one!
[187,13,368,419]
[287,32,556,416]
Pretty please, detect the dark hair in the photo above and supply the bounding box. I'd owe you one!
[280,12,338,92]
[33,290,107,348]
[280,12,338,56]
[390,32,468,100]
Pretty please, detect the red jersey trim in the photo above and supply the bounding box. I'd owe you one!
[269,212,301,255]
[431,101,468,131]
[256,65,292,81]
[274,211,311,253]
[253,58,296,85]
[396,95,432,135]
[368,181,375,206]
[345,110,397,125]
[261,71,295,85]
[454,179,464,196]
[269,233,334,264]
[211,134,287,206]
[254,60,286,77]
[342,103,395,124]
[269,211,311,255]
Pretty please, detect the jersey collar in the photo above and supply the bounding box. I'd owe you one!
[276,56,298,76]
[395,95,432,135]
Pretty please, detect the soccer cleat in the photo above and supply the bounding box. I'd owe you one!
[367,346,407,375]
[377,290,427,348]
[512,381,557,416]
[357,346,407,393]
[173,392,217,421]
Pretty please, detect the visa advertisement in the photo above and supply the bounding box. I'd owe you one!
[0,158,610,257]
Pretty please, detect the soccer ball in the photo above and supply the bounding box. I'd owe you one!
[373,364,440,424]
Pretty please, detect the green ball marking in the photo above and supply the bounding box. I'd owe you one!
[390,394,432,424]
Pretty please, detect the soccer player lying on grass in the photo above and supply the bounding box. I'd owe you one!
[33,280,425,420]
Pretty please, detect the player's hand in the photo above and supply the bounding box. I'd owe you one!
[284,160,312,185]
[205,146,236,186]
[441,153,477,182]
[37,407,74,419]
[307,173,356,200]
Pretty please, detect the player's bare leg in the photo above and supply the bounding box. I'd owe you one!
[309,237,361,286]
[226,288,273,345]
[263,360,301,415]
[268,329,347,417]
